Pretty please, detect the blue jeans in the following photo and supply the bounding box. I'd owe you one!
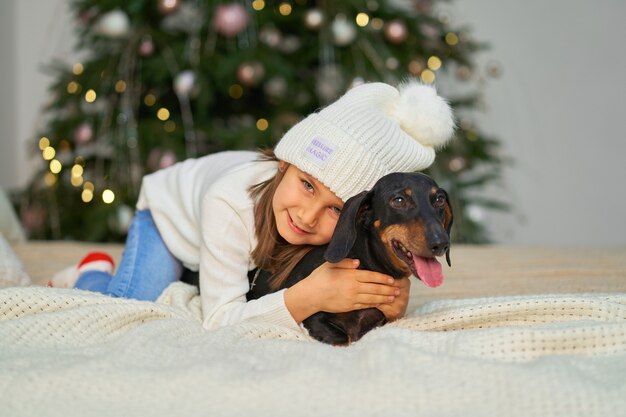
[74,210,183,301]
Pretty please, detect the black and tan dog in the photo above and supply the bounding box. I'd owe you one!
[247,172,453,345]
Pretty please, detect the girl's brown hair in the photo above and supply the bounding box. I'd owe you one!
[249,149,313,289]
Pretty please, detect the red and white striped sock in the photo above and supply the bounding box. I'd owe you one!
[48,252,115,288]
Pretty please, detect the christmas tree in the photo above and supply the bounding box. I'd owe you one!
[17,0,506,243]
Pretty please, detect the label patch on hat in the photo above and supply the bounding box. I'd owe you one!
[304,136,335,168]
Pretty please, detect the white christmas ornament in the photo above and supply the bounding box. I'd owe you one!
[93,10,131,38]
[174,71,195,96]
[331,16,357,46]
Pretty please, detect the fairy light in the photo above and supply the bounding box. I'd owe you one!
[228,84,243,99]
[71,164,84,177]
[42,146,56,161]
[85,89,97,103]
[370,18,384,30]
[445,32,459,46]
[102,189,115,204]
[81,189,94,203]
[164,120,176,132]
[356,13,369,27]
[115,80,127,93]
[278,3,292,16]
[427,56,442,71]
[49,159,62,174]
[420,69,436,84]
[83,181,94,191]
[144,94,156,106]
[252,0,265,11]
[256,118,269,131]
[44,172,57,186]
[70,175,83,187]
[72,63,84,75]
[38,137,50,150]
[67,81,80,94]
[157,108,170,121]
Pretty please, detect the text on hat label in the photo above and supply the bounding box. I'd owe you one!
[304,136,336,168]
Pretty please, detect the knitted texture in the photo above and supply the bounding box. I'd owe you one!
[1,282,625,417]
[274,81,454,201]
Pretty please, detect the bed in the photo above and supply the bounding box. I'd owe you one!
[2,240,626,416]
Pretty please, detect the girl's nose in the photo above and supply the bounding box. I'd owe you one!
[298,205,321,228]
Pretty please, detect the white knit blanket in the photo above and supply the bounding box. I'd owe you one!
[1,283,626,417]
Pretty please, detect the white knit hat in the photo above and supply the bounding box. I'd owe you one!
[274,80,455,201]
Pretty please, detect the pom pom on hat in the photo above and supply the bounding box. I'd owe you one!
[274,79,455,201]
[390,80,455,148]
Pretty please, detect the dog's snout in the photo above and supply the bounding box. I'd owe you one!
[429,237,449,257]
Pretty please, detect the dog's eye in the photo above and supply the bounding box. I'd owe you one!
[433,193,446,208]
[390,196,406,208]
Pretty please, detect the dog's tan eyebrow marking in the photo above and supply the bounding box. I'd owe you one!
[373,219,381,229]
[404,188,412,196]
[430,186,438,196]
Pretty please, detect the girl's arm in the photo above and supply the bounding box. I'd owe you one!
[284,258,404,323]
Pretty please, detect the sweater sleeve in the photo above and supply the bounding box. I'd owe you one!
[197,191,301,332]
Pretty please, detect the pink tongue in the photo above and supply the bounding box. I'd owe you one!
[413,256,444,288]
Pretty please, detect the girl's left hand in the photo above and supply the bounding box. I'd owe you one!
[376,277,411,321]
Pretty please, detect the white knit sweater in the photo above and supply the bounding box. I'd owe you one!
[136,150,300,332]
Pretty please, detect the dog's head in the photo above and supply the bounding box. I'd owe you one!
[324,172,453,287]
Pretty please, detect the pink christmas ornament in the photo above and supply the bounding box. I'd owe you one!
[385,20,408,44]
[237,61,265,87]
[213,4,249,38]
[74,122,93,144]
[159,150,177,168]
[138,37,155,56]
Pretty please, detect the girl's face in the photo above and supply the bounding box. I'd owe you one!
[272,162,344,246]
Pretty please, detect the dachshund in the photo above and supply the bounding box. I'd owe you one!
[247,172,454,345]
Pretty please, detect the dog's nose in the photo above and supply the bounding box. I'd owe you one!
[429,239,449,257]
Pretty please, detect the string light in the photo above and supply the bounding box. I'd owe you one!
[157,108,170,121]
[115,80,127,93]
[85,89,97,103]
[420,69,436,84]
[67,81,80,94]
[42,146,56,160]
[427,56,442,71]
[38,137,50,150]
[44,172,57,186]
[356,13,369,27]
[102,189,115,204]
[229,84,243,99]
[370,18,384,30]
[445,32,459,46]
[81,189,94,203]
[144,94,156,106]
[164,120,176,132]
[256,118,269,131]
[72,63,84,75]
[278,3,292,16]
[49,159,62,174]
[252,0,265,11]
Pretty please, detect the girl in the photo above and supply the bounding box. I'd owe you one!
[51,80,454,332]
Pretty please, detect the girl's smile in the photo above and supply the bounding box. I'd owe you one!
[272,163,343,246]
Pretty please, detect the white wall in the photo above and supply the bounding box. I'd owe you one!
[444,0,626,245]
[0,0,75,190]
[1,0,625,245]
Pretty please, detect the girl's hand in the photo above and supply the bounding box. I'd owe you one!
[284,258,399,323]
[375,276,411,321]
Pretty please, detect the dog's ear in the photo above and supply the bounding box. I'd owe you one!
[324,190,370,263]
[441,188,453,267]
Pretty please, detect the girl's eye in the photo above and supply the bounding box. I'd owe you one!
[391,196,406,208]
[330,207,342,217]
[302,180,314,192]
